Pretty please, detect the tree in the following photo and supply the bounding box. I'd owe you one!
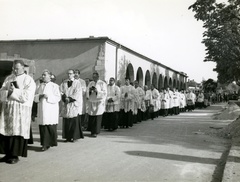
[202,78,218,92]
[189,0,240,84]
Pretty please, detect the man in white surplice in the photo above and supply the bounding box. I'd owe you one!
[133,80,145,123]
[34,70,61,151]
[120,78,135,128]
[86,72,107,137]
[60,69,83,142]
[104,77,120,131]
[150,84,160,120]
[0,60,36,164]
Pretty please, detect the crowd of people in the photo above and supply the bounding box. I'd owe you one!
[0,60,216,164]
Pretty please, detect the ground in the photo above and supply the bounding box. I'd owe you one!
[0,102,239,182]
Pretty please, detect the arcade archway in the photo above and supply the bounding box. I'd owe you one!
[136,67,143,87]
[152,72,157,88]
[126,63,134,82]
[158,74,163,90]
[164,76,168,88]
[145,70,151,87]
[169,78,172,88]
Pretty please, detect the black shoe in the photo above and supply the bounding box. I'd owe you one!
[41,146,49,151]
[0,155,9,162]
[91,134,97,138]
[7,157,19,164]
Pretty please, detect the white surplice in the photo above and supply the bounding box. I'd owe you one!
[106,84,120,113]
[86,80,107,115]
[35,82,61,125]
[151,88,160,112]
[76,78,87,115]
[120,85,135,112]
[60,79,82,118]
[0,73,36,139]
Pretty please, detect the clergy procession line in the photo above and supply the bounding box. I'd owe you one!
[0,60,213,164]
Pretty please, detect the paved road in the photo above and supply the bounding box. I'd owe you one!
[0,103,232,182]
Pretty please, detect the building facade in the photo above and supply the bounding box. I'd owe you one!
[0,37,187,89]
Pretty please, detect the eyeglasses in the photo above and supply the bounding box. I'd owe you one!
[67,73,74,75]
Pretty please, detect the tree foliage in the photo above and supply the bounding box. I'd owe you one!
[202,78,218,92]
[189,0,240,84]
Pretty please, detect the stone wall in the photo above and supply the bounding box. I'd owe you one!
[94,44,105,81]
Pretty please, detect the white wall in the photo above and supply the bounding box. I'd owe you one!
[116,48,171,85]
[105,44,186,89]
[104,42,116,83]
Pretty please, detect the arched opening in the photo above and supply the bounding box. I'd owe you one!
[136,67,143,87]
[177,80,180,90]
[158,74,163,90]
[164,76,168,89]
[145,70,151,87]
[169,78,172,89]
[152,72,157,88]
[180,82,183,90]
[173,79,176,88]
[126,63,134,83]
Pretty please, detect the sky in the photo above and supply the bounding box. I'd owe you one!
[0,0,218,83]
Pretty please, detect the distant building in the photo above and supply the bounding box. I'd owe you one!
[0,36,187,89]
[187,79,202,90]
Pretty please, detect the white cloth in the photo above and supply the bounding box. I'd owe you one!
[143,90,152,112]
[86,80,107,115]
[172,91,180,107]
[133,87,145,114]
[158,92,162,110]
[60,79,82,118]
[161,93,170,109]
[186,92,195,105]
[35,82,61,125]
[120,85,135,112]
[179,93,186,108]
[76,78,87,115]
[197,93,204,102]
[106,84,120,112]
[151,88,160,112]
[0,73,36,139]
[168,90,174,109]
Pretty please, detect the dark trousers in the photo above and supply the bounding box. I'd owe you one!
[80,114,86,127]
[88,115,103,135]
[133,114,137,124]
[104,112,118,131]
[39,125,58,147]
[120,110,133,128]
[162,109,168,116]
[28,125,34,144]
[63,117,83,141]
[0,134,28,157]
[168,108,173,115]
[173,106,180,115]
[144,108,150,120]
[137,109,142,122]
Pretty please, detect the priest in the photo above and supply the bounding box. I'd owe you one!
[0,60,36,164]
[34,70,61,151]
